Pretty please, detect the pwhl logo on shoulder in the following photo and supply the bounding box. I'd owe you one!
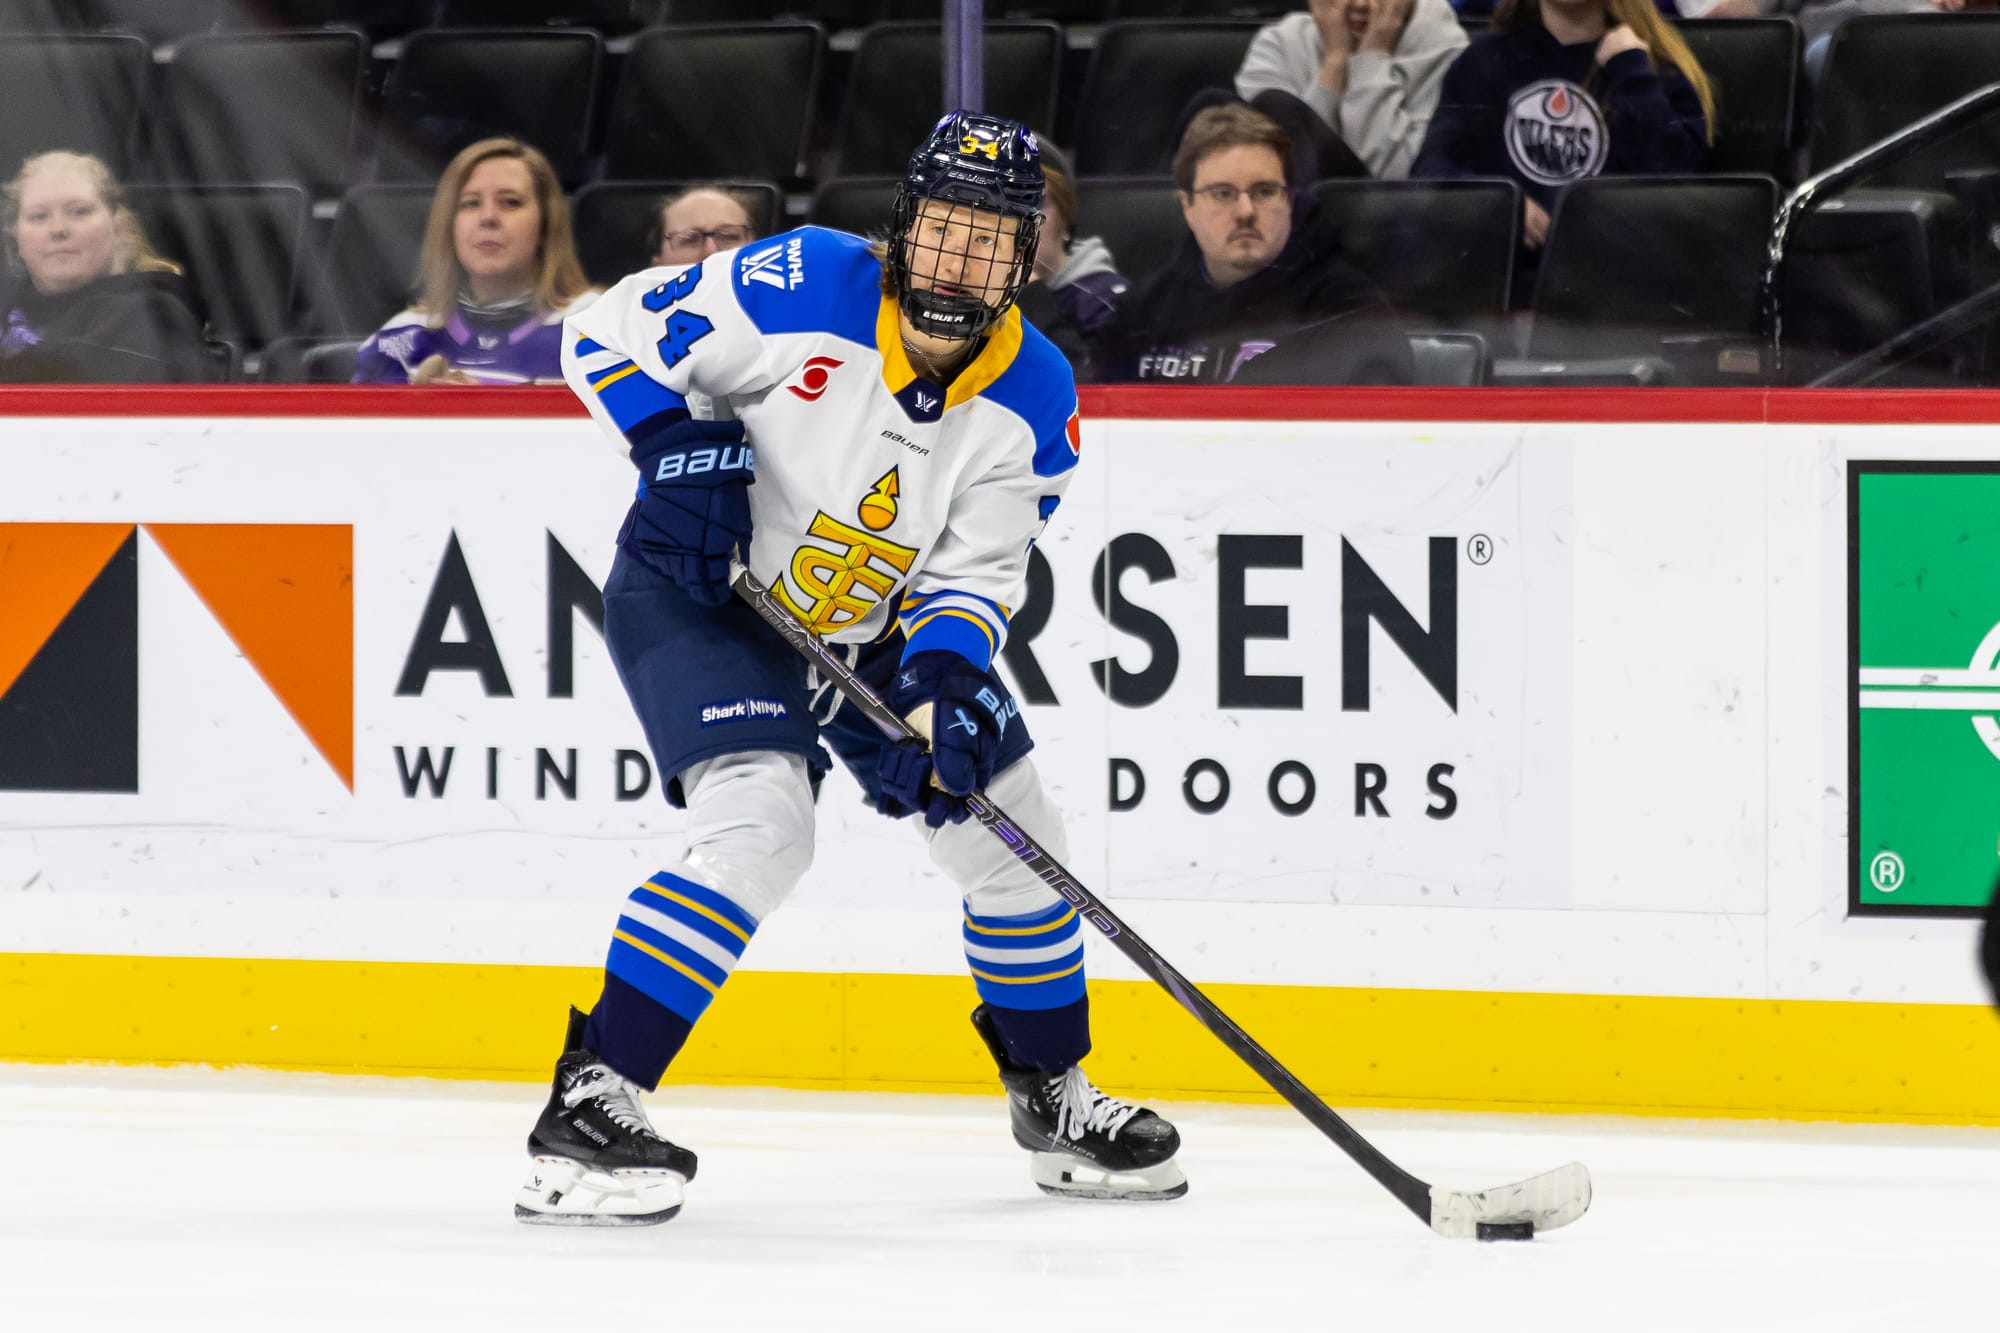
[1505,79,1606,186]
[0,523,353,794]
[740,236,805,291]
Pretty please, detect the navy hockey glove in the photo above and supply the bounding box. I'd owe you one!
[625,416,754,607]
[874,650,1008,828]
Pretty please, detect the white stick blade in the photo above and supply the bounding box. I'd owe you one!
[1428,1161,1592,1239]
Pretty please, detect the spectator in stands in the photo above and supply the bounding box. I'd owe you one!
[354,138,595,385]
[649,184,762,268]
[0,151,210,383]
[1014,145,1128,369]
[1091,103,1410,385]
[1411,0,1712,252]
[1235,0,1471,180]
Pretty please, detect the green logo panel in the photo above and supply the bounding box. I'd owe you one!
[1851,463,2000,916]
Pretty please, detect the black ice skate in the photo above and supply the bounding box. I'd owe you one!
[971,1005,1187,1201]
[514,1007,698,1226]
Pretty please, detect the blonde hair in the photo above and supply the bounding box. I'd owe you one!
[2,150,181,280]
[1496,0,1716,142]
[416,137,591,326]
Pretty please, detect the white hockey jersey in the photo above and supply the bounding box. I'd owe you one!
[563,226,1081,670]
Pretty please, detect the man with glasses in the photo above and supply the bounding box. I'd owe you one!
[1092,102,1409,384]
[648,183,762,268]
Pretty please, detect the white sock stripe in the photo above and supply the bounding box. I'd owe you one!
[619,900,744,974]
[963,936,1084,966]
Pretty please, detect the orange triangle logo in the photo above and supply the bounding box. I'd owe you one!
[0,523,135,701]
[147,524,354,791]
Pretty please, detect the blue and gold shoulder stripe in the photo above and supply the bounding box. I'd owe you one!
[981,317,1082,480]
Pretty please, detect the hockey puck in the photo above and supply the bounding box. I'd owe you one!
[1475,1221,1536,1241]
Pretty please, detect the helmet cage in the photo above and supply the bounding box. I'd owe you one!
[889,189,1041,342]
[888,111,1045,343]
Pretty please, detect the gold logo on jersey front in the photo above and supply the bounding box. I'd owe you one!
[778,470,917,633]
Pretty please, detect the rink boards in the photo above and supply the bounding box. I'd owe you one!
[2,385,1998,1121]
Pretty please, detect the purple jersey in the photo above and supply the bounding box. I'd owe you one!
[351,296,596,385]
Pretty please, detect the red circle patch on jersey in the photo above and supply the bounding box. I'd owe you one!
[788,356,844,402]
[1065,408,1082,455]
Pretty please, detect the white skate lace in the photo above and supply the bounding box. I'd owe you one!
[564,1063,660,1137]
[1048,1065,1141,1143]
[804,642,861,725]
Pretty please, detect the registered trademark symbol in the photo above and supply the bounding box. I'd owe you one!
[1869,850,1906,893]
[1467,534,1493,566]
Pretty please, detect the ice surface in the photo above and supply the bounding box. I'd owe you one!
[4,1064,1996,1332]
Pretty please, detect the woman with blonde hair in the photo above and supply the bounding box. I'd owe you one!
[1411,0,1711,250]
[1,150,210,382]
[354,137,596,385]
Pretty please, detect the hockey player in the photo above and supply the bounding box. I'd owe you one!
[516,111,1186,1226]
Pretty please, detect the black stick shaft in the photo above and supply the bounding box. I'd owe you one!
[732,566,1435,1225]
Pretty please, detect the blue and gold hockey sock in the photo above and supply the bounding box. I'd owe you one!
[583,870,758,1089]
[963,899,1091,1071]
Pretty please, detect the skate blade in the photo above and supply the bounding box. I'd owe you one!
[514,1155,686,1226]
[1029,1150,1188,1202]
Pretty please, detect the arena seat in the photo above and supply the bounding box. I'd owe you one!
[258,335,364,384]
[0,34,147,178]
[1070,177,1187,284]
[224,2,423,38]
[312,183,433,336]
[434,0,652,28]
[570,179,783,287]
[1071,21,1262,175]
[1526,174,1777,365]
[373,28,602,185]
[806,176,899,240]
[833,22,1061,175]
[600,24,822,183]
[1809,13,2000,187]
[1308,177,1520,321]
[124,184,309,349]
[150,30,366,192]
[1676,18,1798,181]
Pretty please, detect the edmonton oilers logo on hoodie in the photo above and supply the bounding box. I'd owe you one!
[1504,79,1608,186]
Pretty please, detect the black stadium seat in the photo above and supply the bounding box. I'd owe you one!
[1309,177,1520,320]
[0,34,147,178]
[1527,174,1777,364]
[1109,0,1289,15]
[434,0,652,28]
[313,183,434,335]
[125,185,309,349]
[150,31,366,192]
[224,1,422,38]
[807,176,899,240]
[601,24,822,183]
[570,180,783,287]
[0,0,221,40]
[1809,14,2000,187]
[1676,18,1798,181]
[1070,177,1187,283]
[1071,21,1262,175]
[833,22,1062,175]
[374,28,602,185]
[259,335,364,383]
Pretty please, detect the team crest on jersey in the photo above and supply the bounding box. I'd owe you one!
[1064,408,1081,457]
[774,473,919,634]
[1505,79,1607,186]
[740,236,806,291]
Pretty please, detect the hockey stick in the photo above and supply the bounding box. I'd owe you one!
[731,563,1591,1239]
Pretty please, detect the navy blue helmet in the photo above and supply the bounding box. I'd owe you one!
[890,110,1045,341]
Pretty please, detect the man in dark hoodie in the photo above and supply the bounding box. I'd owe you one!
[1091,102,1409,385]
[0,151,211,384]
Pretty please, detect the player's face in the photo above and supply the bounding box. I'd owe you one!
[1179,144,1292,287]
[11,163,120,296]
[453,156,542,296]
[655,190,756,266]
[901,198,1021,310]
